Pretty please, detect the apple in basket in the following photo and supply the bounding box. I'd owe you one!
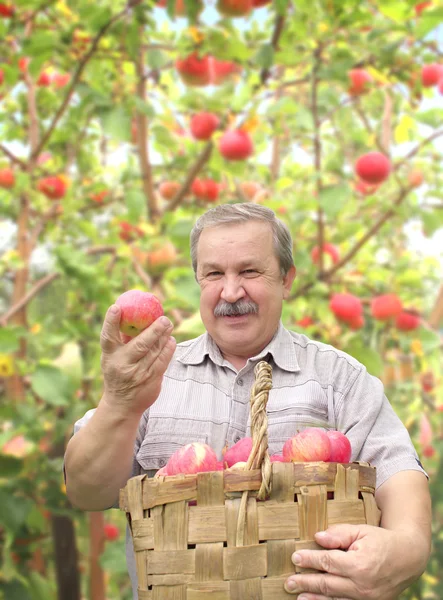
[223,437,252,467]
[166,442,218,475]
[283,428,331,462]
[326,430,352,463]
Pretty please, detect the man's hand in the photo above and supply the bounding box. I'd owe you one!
[284,523,428,599]
[100,304,176,416]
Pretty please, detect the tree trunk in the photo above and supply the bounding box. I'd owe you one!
[51,514,81,600]
[89,512,106,600]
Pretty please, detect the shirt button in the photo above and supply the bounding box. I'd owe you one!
[237,379,244,386]
[234,435,241,443]
[159,459,166,467]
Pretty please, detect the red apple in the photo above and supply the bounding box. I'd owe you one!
[408,169,424,187]
[371,294,403,320]
[0,3,14,17]
[191,178,220,202]
[326,430,352,463]
[166,442,218,475]
[217,0,252,17]
[118,221,144,242]
[115,289,164,337]
[421,371,435,393]
[147,241,177,271]
[347,314,365,330]
[354,179,379,196]
[176,53,212,87]
[210,58,242,85]
[190,112,219,140]
[310,243,340,266]
[154,465,169,478]
[37,175,67,200]
[395,310,421,331]
[219,129,253,161]
[421,63,442,87]
[296,316,314,328]
[89,189,109,203]
[103,523,119,541]
[157,0,203,16]
[0,68,4,85]
[0,167,15,189]
[253,0,271,5]
[423,446,435,458]
[223,437,252,467]
[355,152,391,184]
[158,180,181,200]
[283,428,331,462]
[415,2,432,15]
[37,71,52,86]
[329,293,363,323]
[52,72,70,88]
[348,68,372,96]
[240,181,261,200]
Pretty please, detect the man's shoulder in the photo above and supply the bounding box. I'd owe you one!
[285,329,364,373]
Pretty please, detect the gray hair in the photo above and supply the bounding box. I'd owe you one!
[190,203,294,276]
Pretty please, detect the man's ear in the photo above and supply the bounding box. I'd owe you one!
[283,265,296,299]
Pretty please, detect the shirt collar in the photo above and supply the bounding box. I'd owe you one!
[178,321,300,372]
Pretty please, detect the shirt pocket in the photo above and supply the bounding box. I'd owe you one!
[136,431,209,472]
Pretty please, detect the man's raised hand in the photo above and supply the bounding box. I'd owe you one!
[100,304,176,416]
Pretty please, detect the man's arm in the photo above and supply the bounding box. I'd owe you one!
[65,397,142,511]
[284,470,432,598]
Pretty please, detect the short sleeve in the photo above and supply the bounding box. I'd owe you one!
[335,367,428,489]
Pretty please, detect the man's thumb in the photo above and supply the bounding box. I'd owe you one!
[100,304,122,353]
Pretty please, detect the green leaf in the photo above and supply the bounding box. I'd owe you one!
[99,106,132,142]
[133,96,155,119]
[0,490,32,534]
[0,580,33,600]
[342,341,384,377]
[0,455,24,478]
[415,7,443,39]
[254,44,274,70]
[318,184,349,217]
[418,328,440,353]
[99,540,129,574]
[30,364,72,406]
[0,327,26,353]
[146,49,169,70]
[125,189,146,223]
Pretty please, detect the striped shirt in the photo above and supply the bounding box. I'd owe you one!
[71,321,426,599]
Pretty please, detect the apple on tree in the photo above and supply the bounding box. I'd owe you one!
[115,289,164,338]
[348,68,372,96]
[175,53,212,87]
[0,167,15,189]
[329,293,363,323]
[37,175,68,200]
[190,112,219,141]
[355,152,391,184]
[219,129,253,161]
[371,294,403,321]
[217,0,252,17]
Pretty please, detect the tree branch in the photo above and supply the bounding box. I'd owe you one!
[31,2,141,160]
[0,144,25,168]
[394,128,443,172]
[259,14,286,86]
[312,43,325,274]
[162,141,213,214]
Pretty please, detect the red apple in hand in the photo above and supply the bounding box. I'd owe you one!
[283,428,331,462]
[115,289,164,338]
[326,430,352,463]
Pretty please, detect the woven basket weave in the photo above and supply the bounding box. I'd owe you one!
[120,360,381,599]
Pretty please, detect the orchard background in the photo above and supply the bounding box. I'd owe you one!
[1,0,443,599]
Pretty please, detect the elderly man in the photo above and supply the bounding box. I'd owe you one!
[64,203,431,600]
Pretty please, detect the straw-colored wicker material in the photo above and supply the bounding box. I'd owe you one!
[120,361,381,599]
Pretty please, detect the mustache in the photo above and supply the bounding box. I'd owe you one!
[214,300,259,317]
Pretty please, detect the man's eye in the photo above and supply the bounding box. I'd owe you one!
[242,269,257,274]
[207,271,221,277]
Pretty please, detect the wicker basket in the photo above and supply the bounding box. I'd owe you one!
[120,361,381,599]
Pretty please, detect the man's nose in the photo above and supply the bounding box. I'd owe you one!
[220,277,245,303]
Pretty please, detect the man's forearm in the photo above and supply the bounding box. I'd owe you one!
[375,470,432,569]
[64,396,143,511]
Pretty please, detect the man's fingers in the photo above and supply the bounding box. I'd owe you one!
[314,525,366,550]
[126,316,174,362]
[100,305,123,353]
[291,548,354,578]
[284,572,356,598]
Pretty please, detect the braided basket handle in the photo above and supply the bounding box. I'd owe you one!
[245,360,273,499]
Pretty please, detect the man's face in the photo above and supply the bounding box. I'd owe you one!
[196,221,296,360]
